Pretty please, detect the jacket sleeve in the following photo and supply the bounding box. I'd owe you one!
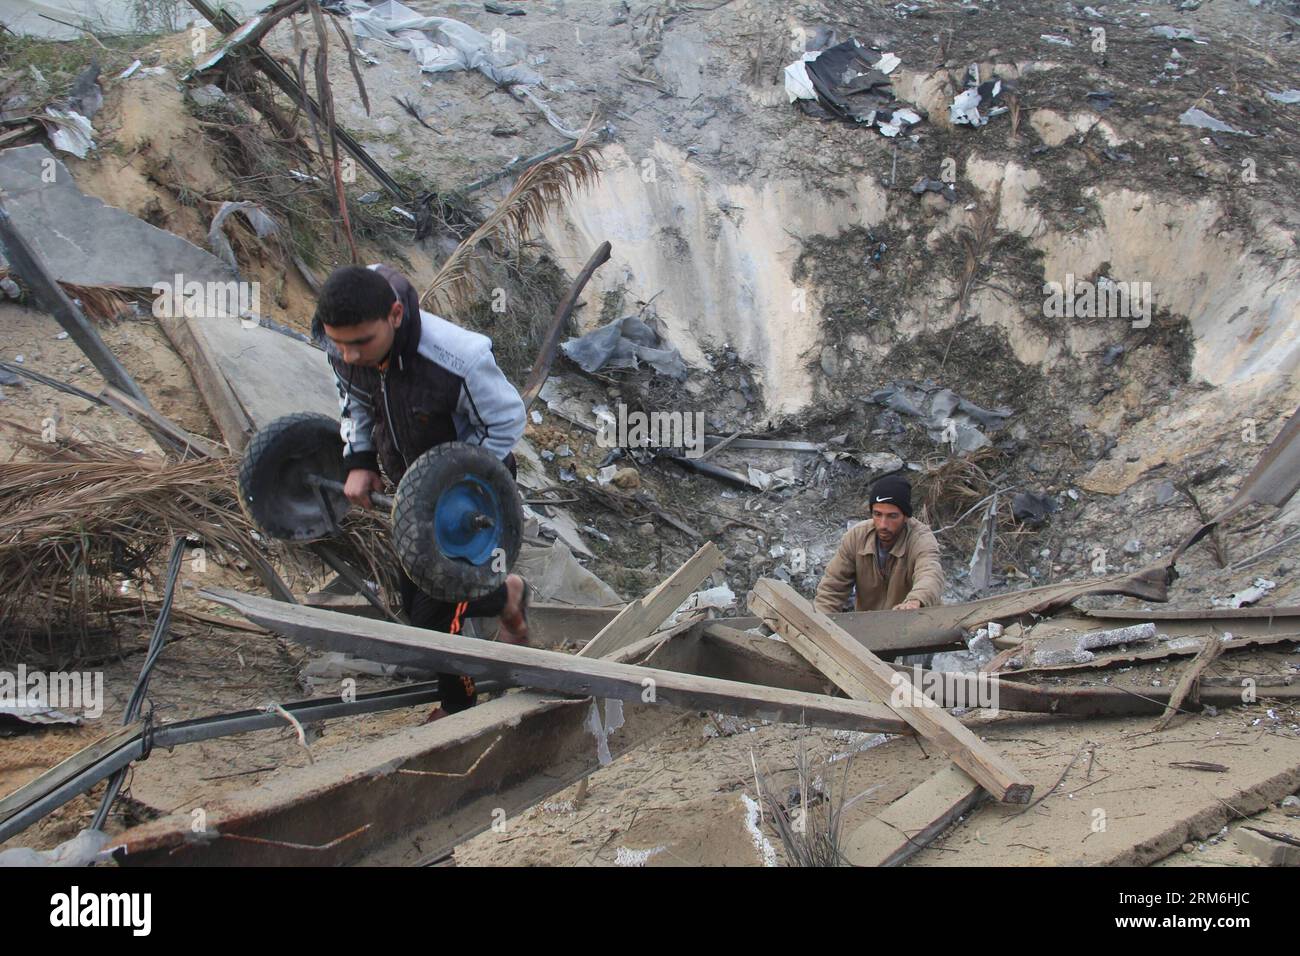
[333,363,379,473]
[455,347,526,461]
[904,526,946,607]
[814,527,860,614]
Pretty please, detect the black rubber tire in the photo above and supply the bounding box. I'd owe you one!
[238,412,352,541]
[392,442,523,603]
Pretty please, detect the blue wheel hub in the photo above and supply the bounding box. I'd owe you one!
[433,475,502,566]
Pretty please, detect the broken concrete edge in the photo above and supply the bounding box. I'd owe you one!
[1079,760,1300,867]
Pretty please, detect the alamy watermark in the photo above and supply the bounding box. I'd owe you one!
[595,402,706,459]
[889,666,999,715]
[1042,274,1151,328]
[1,664,103,718]
[151,273,261,325]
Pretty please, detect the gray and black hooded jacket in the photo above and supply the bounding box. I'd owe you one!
[315,265,525,483]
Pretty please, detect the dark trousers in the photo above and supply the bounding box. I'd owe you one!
[398,569,508,713]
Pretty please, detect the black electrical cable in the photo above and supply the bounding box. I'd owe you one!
[90,537,186,832]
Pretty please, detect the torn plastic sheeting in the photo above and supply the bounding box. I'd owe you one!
[1151,25,1209,44]
[66,63,102,121]
[560,316,687,379]
[349,1,542,86]
[786,38,921,135]
[585,697,625,766]
[0,828,110,867]
[1011,490,1058,527]
[911,177,956,201]
[0,703,82,727]
[208,201,280,273]
[676,584,736,615]
[40,108,94,158]
[1266,89,1300,105]
[929,387,1011,430]
[967,494,997,593]
[950,78,1004,128]
[783,53,819,102]
[868,382,1010,452]
[1212,578,1276,609]
[510,85,583,139]
[1179,107,1249,136]
[511,539,622,607]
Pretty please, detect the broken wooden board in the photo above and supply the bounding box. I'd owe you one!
[1153,636,1225,730]
[842,763,985,867]
[578,542,724,659]
[200,587,910,735]
[155,312,254,454]
[750,579,1033,804]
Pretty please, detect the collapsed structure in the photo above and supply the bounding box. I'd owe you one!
[1,0,1298,867]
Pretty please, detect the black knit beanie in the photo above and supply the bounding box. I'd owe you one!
[869,475,913,517]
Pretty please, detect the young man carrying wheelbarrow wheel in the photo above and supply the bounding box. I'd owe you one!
[314,264,530,722]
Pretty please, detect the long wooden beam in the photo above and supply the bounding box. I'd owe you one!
[200,587,910,735]
[749,579,1033,804]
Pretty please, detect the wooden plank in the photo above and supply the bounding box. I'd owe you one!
[1085,606,1300,622]
[842,763,985,867]
[98,384,225,459]
[1153,635,1225,731]
[201,586,911,735]
[577,542,724,659]
[155,312,254,454]
[749,579,1033,804]
[0,201,151,405]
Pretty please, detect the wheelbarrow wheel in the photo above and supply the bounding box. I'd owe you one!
[238,412,353,541]
[392,442,523,603]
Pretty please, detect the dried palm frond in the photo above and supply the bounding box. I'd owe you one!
[60,282,139,322]
[0,423,396,666]
[421,119,602,315]
[913,446,1002,528]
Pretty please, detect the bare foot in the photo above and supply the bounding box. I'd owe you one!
[496,574,530,645]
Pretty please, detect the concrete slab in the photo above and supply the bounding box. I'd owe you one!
[0,144,234,288]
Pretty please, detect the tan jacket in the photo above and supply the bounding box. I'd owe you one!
[814,517,945,613]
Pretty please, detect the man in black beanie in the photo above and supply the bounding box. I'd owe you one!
[814,474,945,613]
